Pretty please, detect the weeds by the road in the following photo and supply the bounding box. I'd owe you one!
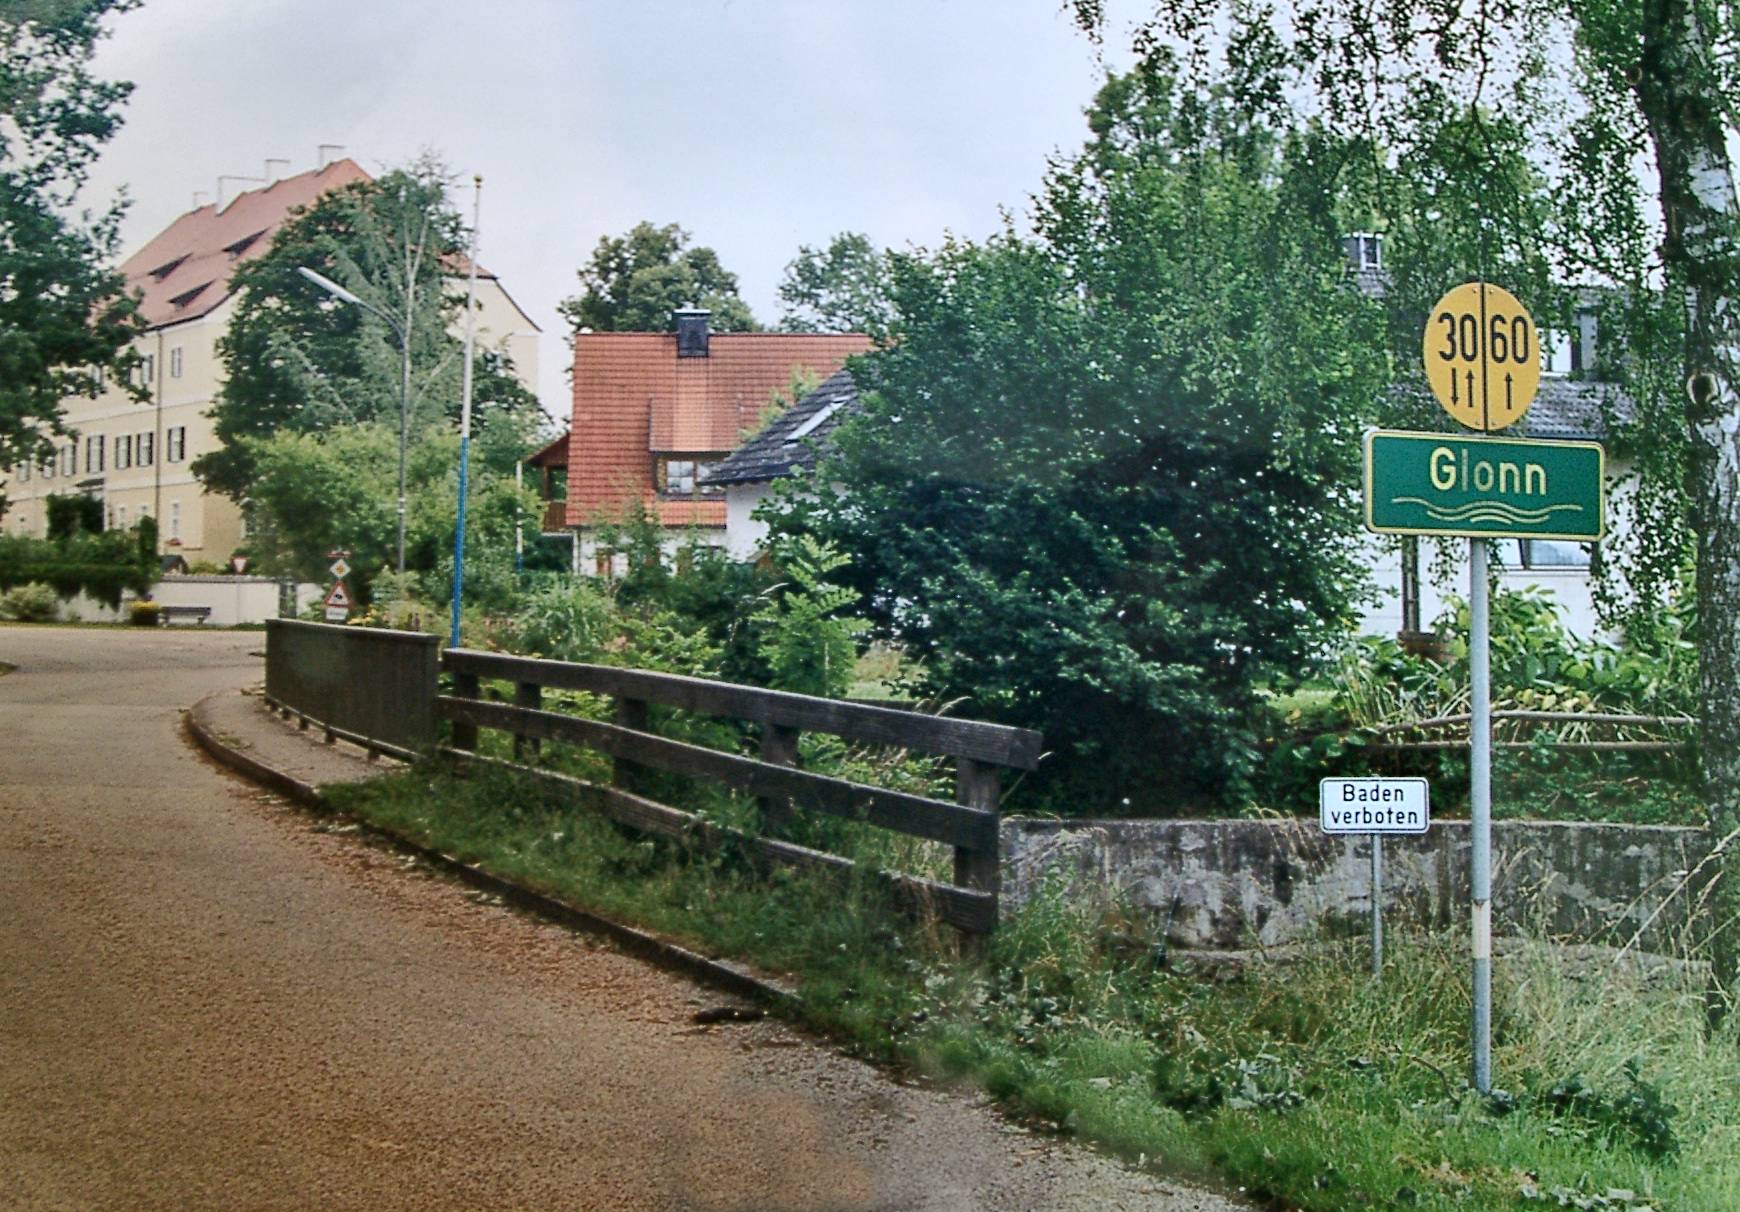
[327,766,1740,1211]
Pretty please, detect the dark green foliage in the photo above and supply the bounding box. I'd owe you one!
[0,525,153,607]
[1534,1061,1679,1160]
[1257,587,1703,822]
[776,231,893,336]
[196,156,540,500]
[44,492,101,538]
[775,77,1388,813]
[590,505,781,686]
[0,0,143,467]
[559,220,758,333]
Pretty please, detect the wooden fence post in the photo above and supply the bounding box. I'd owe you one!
[758,723,801,834]
[451,671,480,752]
[955,756,1002,956]
[514,681,542,761]
[614,697,648,792]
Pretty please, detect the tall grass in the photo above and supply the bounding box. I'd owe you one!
[327,766,1740,1211]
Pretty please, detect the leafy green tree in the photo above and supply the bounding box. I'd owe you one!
[772,77,1388,813]
[776,232,893,335]
[559,221,758,333]
[752,535,866,698]
[0,0,143,470]
[1074,0,1740,1012]
[196,156,538,500]
[239,418,537,606]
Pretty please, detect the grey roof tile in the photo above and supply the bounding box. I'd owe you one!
[700,368,859,486]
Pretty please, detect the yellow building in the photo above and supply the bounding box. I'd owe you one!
[3,158,539,564]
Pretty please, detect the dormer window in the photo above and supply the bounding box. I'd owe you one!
[223,229,266,258]
[656,455,724,498]
[147,255,187,281]
[169,282,210,309]
[785,399,846,444]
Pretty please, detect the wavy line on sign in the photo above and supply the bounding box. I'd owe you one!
[1390,497,1583,524]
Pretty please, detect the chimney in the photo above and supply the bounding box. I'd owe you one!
[264,158,290,184]
[318,144,346,168]
[673,305,710,358]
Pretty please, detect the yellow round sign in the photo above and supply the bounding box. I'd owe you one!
[1422,282,1541,432]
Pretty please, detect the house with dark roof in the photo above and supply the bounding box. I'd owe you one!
[700,367,860,557]
[548,307,868,575]
[1,155,541,563]
[704,236,1638,637]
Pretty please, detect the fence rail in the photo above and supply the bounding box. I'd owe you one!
[264,620,440,756]
[438,647,1041,937]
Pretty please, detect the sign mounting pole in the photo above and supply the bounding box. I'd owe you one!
[1371,834,1384,977]
[1469,536,1493,1093]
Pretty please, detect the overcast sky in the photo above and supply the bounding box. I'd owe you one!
[83,0,1139,416]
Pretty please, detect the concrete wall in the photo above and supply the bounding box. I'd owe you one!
[1002,816,1711,955]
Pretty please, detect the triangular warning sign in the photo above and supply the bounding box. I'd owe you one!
[324,580,353,610]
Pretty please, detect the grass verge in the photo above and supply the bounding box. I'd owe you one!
[327,765,1740,1211]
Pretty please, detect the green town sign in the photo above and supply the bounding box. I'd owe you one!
[1363,430,1604,541]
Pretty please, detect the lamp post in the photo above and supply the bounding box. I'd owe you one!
[296,264,414,575]
[449,175,483,650]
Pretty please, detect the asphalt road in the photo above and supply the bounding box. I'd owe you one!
[0,626,1245,1211]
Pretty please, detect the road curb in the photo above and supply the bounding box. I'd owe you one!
[186,690,799,1011]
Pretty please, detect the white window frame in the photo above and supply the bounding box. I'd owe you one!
[169,346,183,379]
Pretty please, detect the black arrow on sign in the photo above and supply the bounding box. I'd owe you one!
[1505,373,1514,412]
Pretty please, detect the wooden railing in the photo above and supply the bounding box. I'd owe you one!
[438,649,1043,939]
[265,620,440,757]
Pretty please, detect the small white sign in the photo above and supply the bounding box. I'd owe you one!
[1319,777,1431,835]
[324,605,348,622]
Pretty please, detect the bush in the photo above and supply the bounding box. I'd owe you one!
[1254,586,1703,822]
[0,582,59,622]
[129,601,162,627]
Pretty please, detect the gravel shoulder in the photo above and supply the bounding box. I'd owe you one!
[0,627,1247,1211]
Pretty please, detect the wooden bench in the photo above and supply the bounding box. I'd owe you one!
[159,604,212,626]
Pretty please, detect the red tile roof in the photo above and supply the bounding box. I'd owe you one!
[567,330,871,529]
[120,159,373,327]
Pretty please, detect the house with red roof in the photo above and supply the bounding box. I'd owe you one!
[534,307,867,574]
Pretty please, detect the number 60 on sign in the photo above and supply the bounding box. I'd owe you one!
[1423,282,1542,433]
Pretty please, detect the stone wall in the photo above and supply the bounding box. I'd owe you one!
[1001,817,1712,954]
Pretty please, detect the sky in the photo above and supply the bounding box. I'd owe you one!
[83,0,1140,418]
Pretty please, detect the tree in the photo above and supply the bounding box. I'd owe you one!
[196,156,539,500]
[559,221,758,333]
[0,0,142,470]
[1071,0,1740,1008]
[772,77,1388,813]
[241,420,537,608]
[776,232,893,335]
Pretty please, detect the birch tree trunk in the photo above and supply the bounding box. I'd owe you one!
[1635,0,1740,1020]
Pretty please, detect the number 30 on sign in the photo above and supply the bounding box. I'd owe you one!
[1423,282,1541,433]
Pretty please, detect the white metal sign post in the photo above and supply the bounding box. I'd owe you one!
[1320,777,1430,976]
[1470,538,1493,1092]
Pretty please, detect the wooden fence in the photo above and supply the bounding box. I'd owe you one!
[439,649,1043,938]
[264,620,440,757]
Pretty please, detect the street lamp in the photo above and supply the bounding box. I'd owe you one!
[296,264,414,576]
